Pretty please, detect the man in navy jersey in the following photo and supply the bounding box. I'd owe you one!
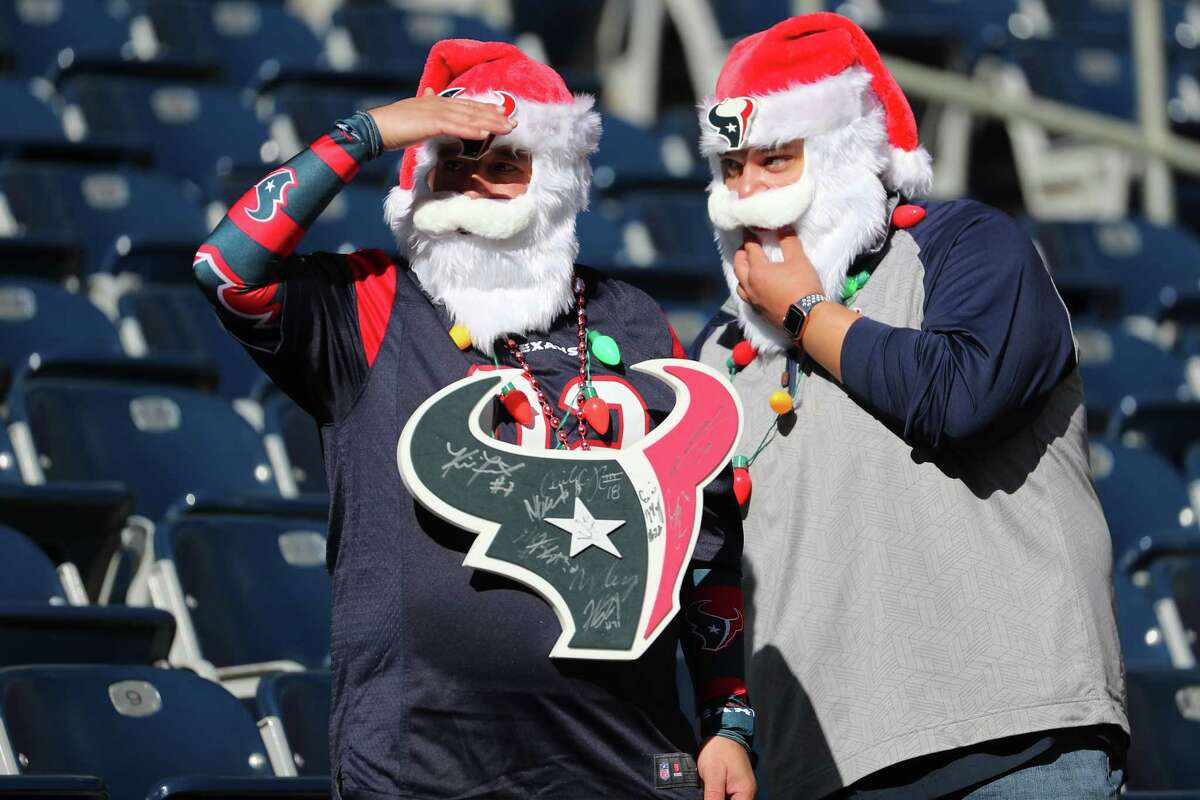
[692,14,1126,800]
[195,39,755,800]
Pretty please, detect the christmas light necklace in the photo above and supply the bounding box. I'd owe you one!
[448,276,623,451]
[727,270,872,507]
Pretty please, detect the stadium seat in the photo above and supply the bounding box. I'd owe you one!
[117,284,265,401]
[6,358,282,521]
[1036,219,1200,321]
[0,78,72,158]
[1075,325,1190,431]
[333,6,511,79]
[59,76,277,198]
[0,524,175,668]
[1109,399,1200,467]
[1008,40,1135,121]
[258,386,328,496]
[0,0,133,78]
[0,280,124,381]
[148,498,331,686]
[1089,438,1197,556]
[256,671,331,777]
[576,206,642,270]
[0,162,208,277]
[616,191,718,271]
[303,185,397,254]
[0,665,330,799]
[592,116,705,194]
[1125,668,1200,790]
[264,84,403,186]
[189,0,336,88]
[0,428,19,485]
[1113,567,1176,670]
[0,775,108,799]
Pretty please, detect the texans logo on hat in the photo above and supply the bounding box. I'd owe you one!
[706,97,757,150]
[438,87,518,159]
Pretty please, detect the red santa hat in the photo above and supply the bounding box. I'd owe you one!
[699,13,932,197]
[384,39,601,238]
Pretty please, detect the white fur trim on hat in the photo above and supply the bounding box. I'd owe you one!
[698,66,932,198]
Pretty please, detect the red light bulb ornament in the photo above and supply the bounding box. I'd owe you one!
[581,385,610,435]
[499,382,534,428]
[732,341,757,368]
[731,454,752,507]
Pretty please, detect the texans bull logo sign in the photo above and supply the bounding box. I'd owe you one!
[707,97,757,150]
[438,87,518,159]
[398,360,742,660]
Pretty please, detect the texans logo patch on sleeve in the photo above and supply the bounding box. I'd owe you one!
[244,166,298,223]
[706,97,757,150]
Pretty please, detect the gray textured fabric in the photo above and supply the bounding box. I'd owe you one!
[697,229,1127,799]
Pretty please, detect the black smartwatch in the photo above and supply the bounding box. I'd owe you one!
[782,293,829,341]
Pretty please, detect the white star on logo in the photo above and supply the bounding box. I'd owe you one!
[264,179,275,192]
[725,123,737,132]
[545,497,625,559]
[708,624,721,634]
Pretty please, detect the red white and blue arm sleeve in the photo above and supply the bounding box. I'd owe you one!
[193,112,397,422]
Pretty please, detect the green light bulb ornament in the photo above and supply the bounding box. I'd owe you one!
[587,330,621,366]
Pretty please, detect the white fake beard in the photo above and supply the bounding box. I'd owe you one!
[707,118,891,355]
[407,189,577,355]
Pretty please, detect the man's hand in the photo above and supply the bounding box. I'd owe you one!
[732,229,824,328]
[698,735,756,800]
[367,88,516,152]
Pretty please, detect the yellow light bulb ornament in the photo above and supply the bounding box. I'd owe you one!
[768,389,793,416]
[449,324,471,351]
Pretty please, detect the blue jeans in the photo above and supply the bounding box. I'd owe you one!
[953,747,1123,800]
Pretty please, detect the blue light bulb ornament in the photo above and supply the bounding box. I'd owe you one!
[587,330,621,366]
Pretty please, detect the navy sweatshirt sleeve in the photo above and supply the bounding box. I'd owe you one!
[839,201,1075,449]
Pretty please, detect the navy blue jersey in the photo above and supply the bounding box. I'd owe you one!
[194,114,747,799]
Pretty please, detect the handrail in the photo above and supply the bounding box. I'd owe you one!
[883,55,1200,178]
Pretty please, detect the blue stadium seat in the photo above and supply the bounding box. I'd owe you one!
[0,79,71,157]
[1125,668,1200,790]
[592,116,706,194]
[190,0,336,88]
[576,206,640,270]
[6,359,281,521]
[1075,325,1189,431]
[1113,568,1175,669]
[0,0,133,78]
[617,191,719,271]
[150,501,331,675]
[118,284,264,401]
[1007,40,1135,120]
[0,428,19,485]
[0,524,175,668]
[265,84,404,185]
[0,665,329,799]
[1037,219,1200,321]
[0,280,124,380]
[1109,400,1200,466]
[258,386,328,496]
[1089,438,1197,555]
[710,0,792,41]
[1031,222,1121,320]
[333,6,511,79]
[303,185,396,254]
[256,671,331,777]
[59,76,277,198]
[0,162,208,276]
[0,775,108,799]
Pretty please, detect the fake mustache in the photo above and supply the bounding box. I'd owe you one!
[706,173,815,233]
[411,191,537,241]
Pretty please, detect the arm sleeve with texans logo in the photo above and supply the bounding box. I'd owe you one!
[192,111,395,423]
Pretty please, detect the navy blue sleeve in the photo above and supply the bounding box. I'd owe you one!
[839,203,1075,448]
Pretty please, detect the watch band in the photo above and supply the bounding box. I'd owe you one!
[783,293,828,340]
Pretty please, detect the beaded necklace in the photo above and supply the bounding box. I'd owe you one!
[727,269,872,507]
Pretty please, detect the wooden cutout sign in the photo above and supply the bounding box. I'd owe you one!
[397,359,742,660]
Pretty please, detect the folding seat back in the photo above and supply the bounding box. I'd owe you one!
[259,388,328,496]
[0,79,70,156]
[0,525,66,606]
[334,7,510,78]
[9,366,280,520]
[1009,40,1135,120]
[1113,569,1175,669]
[1124,668,1200,790]
[152,511,331,673]
[304,185,397,254]
[194,0,329,87]
[1075,325,1188,430]
[256,671,331,777]
[619,191,717,271]
[0,665,275,800]
[1089,438,1196,555]
[0,280,123,375]
[118,284,264,400]
[0,0,132,78]
[0,429,19,485]
[0,162,208,276]
[592,117,702,194]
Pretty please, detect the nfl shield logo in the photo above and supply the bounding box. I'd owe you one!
[659,761,670,780]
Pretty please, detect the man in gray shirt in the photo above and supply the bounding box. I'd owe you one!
[691,13,1127,799]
